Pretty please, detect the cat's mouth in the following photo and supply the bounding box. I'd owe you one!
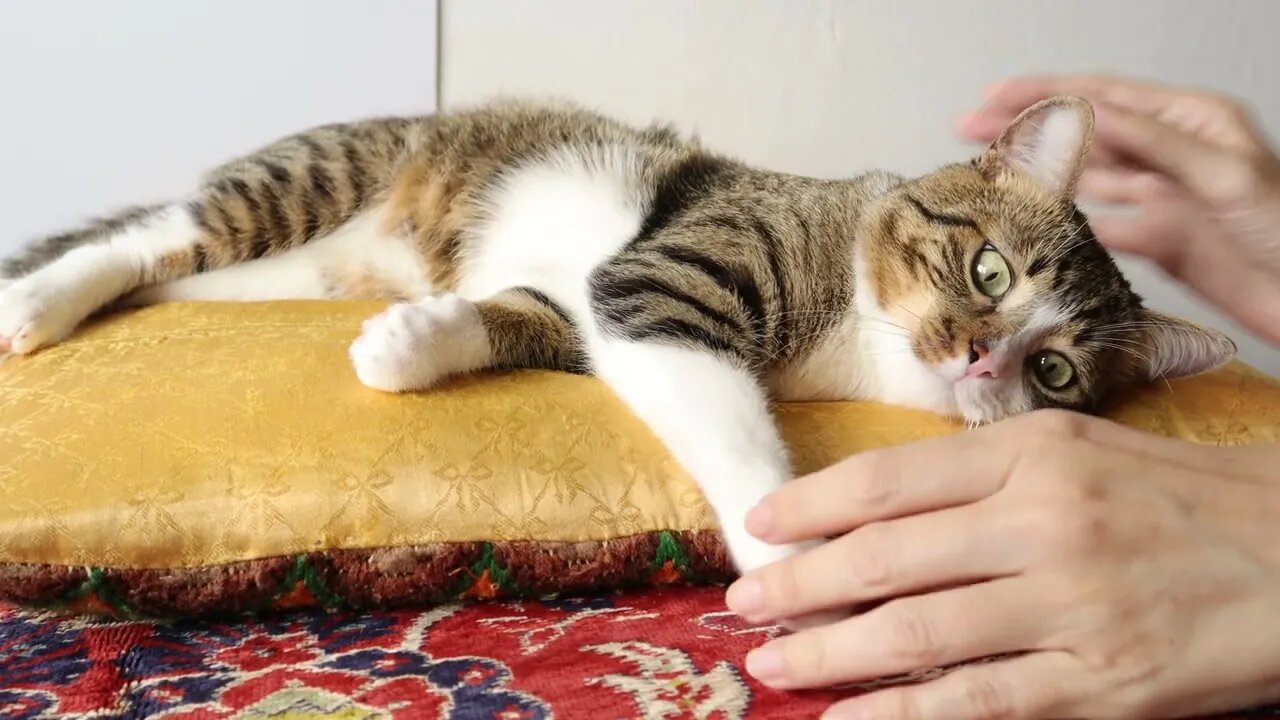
[931,353,972,384]
[926,352,1013,425]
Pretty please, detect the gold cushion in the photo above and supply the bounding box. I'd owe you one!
[0,301,1276,616]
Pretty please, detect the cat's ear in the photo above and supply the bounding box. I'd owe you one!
[1135,310,1236,381]
[978,95,1094,199]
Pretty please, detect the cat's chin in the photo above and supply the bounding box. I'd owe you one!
[952,377,1017,427]
[863,348,1015,424]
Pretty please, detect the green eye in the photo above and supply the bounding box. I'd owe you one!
[970,245,1012,298]
[1030,350,1076,390]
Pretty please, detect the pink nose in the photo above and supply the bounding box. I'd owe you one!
[966,340,1005,379]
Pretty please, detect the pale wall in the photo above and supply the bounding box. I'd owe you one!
[0,0,438,252]
[441,0,1280,374]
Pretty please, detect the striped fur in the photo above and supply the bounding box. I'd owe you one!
[0,96,1236,573]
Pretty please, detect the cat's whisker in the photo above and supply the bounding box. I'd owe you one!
[1041,221,1076,261]
[858,329,912,339]
[1042,234,1091,268]
[1089,341,1156,370]
[760,325,861,363]
[888,302,923,322]
[772,308,916,336]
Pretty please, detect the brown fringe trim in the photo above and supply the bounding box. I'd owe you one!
[0,530,734,619]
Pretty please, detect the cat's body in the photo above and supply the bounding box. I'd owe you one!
[0,97,1234,574]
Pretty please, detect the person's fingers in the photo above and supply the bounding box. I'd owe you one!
[748,410,1167,545]
[727,503,1020,623]
[821,651,1079,720]
[1078,167,1171,206]
[1082,144,1139,173]
[1093,103,1260,206]
[1088,212,1187,273]
[1171,234,1280,346]
[745,425,1020,544]
[959,74,1272,165]
[955,108,1015,144]
[957,74,1187,141]
[1092,208,1280,345]
[957,107,1146,174]
[744,577,1044,690]
[979,74,1216,121]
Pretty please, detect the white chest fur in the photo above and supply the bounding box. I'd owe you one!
[455,146,652,323]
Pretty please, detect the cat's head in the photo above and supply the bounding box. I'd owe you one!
[855,95,1235,424]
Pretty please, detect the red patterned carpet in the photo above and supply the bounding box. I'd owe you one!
[1,586,1277,719]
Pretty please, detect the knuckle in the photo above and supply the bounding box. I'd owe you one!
[1022,408,1089,439]
[1243,151,1277,188]
[884,604,946,668]
[1134,172,1166,200]
[1010,440,1082,498]
[960,675,1018,720]
[761,556,805,610]
[849,692,924,720]
[1201,89,1234,110]
[1038,457,1108,503]
[880,692,926,720]
[843,524,895,592]
[1041,500,1109,555]
[849,453,901,511]
[1212,154,1265,205]
[793,631,833,681]
[1216,93,1251,121]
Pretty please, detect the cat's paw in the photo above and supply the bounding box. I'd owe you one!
[349,292,492,392]
[725,534,850,632]
[0,276,86,355]
[726,531,821,576]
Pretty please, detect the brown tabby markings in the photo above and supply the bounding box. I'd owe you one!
[0,204,163,279]
[476,288,586,374]
[2,99,1233,418]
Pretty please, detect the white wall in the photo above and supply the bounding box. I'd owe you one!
[441,0,1280,374]
[0,0,438,250]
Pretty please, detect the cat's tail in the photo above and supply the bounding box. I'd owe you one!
[0,204,166,282]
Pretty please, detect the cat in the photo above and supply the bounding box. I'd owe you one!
[0,96,1235,575]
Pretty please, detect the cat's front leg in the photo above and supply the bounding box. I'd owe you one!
[349,287,584,392]
[589,337,817,574]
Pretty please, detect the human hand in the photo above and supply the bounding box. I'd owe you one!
[725,411,1280,719]
[959,75,1280,345]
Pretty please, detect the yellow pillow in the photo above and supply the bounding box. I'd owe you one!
[0,301,1276,617]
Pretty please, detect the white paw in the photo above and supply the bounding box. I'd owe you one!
[724,529,821,575]
[724,532,848,632]
[348,293,491,393]
[0,275,89,355]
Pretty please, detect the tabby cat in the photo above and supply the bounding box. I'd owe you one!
[0,96,1234,573]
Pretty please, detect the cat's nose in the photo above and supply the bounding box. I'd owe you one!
[966,339,1002,378]
[968,339,988,364]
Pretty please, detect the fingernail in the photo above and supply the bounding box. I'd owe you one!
[725,578,764,617]
[745,501,773,538]
[745,645,786,683]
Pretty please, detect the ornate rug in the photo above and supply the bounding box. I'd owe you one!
[2,586,1277,719]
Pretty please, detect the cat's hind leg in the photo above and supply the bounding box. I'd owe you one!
[349,287,582,392]
[0,117,410,354]
[0,205,204,354]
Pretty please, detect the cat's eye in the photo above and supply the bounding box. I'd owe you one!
[1029,350,1076,390]
[970,245,1012,298]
